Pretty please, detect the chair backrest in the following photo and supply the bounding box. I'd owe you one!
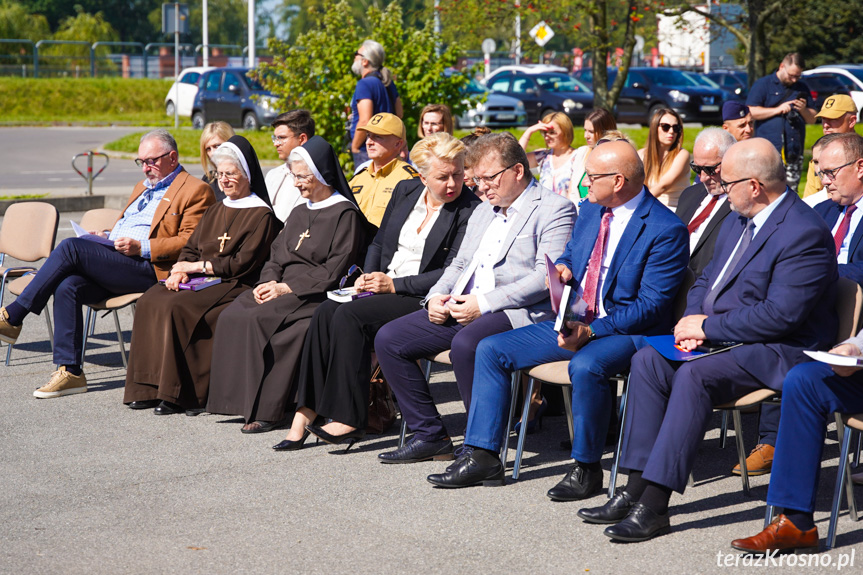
[0,202,59,262]
[672,267,697,322]
[79,208,122,234]
[835,277,863,343]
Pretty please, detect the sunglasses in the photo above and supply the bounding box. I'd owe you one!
[339,264,363,289]
[659,122,682,134]
[689,161,721,177]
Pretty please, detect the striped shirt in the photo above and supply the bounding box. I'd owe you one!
[109,166,182,259]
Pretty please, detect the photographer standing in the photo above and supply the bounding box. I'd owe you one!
[747,53,816,191]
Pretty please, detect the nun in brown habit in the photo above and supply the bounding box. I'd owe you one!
[123,135,282,414]
[206,135,365,433]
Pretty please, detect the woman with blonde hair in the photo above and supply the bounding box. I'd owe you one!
[275,132,481,452]
[638,107,690,209]
[418,104,454,138]
[199,122,235,200]
[518,111,581,202]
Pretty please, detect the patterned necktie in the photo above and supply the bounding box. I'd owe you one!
[703,220,755,316]
[834,205,857,256]
[582,208,613,324]
[687,195,720,235]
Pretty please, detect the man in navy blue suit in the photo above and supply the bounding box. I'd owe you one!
[424,140,690,492]
[579,138,838,542]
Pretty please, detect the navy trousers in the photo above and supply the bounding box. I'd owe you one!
[767,362,863,513]
[13,238,156,366]
[464,320,642,463]
[375,308,512,442]
[620,345,770,493]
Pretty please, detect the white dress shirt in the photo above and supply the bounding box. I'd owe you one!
[574,188,644,318]
[688,193,728,254]
[386,188,440,278]
[830,195,863,265]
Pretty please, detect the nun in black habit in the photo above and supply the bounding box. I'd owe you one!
[206,136,365,432]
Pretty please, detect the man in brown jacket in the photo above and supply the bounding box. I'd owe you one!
[0,129,214,398]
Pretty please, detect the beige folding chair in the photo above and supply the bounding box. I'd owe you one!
[1,202,60,365]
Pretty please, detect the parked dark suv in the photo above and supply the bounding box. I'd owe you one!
[486,66,594,124]
[191,67,279,130]
[799,73,852,112]
[573,67,725,125]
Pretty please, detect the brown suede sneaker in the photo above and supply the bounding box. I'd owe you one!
[33,367,87,399]
[0,307,22,345]
[732,443,774,476]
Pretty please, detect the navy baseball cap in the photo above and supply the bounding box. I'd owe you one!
[722,101,750,122]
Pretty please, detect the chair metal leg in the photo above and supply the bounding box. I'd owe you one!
[44,309,53,351]
[112,310,127,368]
[562,384,574,443]
[609,373,630,498]
[500,370,521,468]
[4,341,11,366]
[764,504,776,529]
[512,377,535,480]
[398,417,408,448]
[719,410,729,449]
[855,430,862,467]
[81,307,94,362]
[732,409,751,496]
[828,416,853,549]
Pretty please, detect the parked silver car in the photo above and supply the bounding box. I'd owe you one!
[456,78,527,129]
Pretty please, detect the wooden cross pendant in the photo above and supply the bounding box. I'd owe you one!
[217,233,231,253]
[296,229,310,250]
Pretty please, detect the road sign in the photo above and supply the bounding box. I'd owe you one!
[481,38,497,55]
[529,21,555,47]
[162,3,189,35]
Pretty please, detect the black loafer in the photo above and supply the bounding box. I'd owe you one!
[603,502,670,542]
[378,436,455,464]
[578,488,635,524]
[128,400,160,410]
[547,463,603,502]
[427,452,504,488]
[153,401,184,415]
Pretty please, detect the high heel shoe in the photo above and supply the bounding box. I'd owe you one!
[305,424,365,452]
[513,397,548,435]
[272,429,312,451]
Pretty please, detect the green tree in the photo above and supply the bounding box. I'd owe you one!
[44,6,119,74]
[0,0,50,63]
[18,0,159,44]
[258,0,474,171]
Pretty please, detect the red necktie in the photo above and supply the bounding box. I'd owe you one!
[687,195,720,235]
[834,205,857,256]
[582,209,612,324]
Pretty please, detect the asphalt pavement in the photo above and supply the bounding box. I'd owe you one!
[1,128,862,574]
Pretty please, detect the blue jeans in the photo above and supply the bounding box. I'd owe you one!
[464,320,643,463]
[767,361,863,513]
[13,237,156,366]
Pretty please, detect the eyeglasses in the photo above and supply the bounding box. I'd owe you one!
[690,161,721,177]
[339,264,363,288]
[354,52,365,58]
[472,163,516,186]
[216,171,241,181]
[134,151,171,167]
[816,160,858,182]
[290,171,315,183]
[718,177,759,194]
[585,172,629,184]
[271,133,290,143]
[659,122,682,134]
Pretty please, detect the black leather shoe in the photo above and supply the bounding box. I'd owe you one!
[578,488,635,524]
[378,436,455,464]
[273,430,311,451]
[427,452,504,488]
[305,424,365,452]
[128,400,160,410]
[153,401,184,415]
[547,463,603,501]
[603,502,670,542]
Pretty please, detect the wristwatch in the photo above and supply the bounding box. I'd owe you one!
[587,325,597,342]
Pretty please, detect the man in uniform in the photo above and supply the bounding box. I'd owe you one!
[721,101,753,142]
[0,129,214,398]
[348,112,419,228]
[802,94,858,202]
[747,52,816,190]
[265,109,315,222]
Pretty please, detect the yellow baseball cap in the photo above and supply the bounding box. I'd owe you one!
[816,94,858,119]
[358,113,406,140]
